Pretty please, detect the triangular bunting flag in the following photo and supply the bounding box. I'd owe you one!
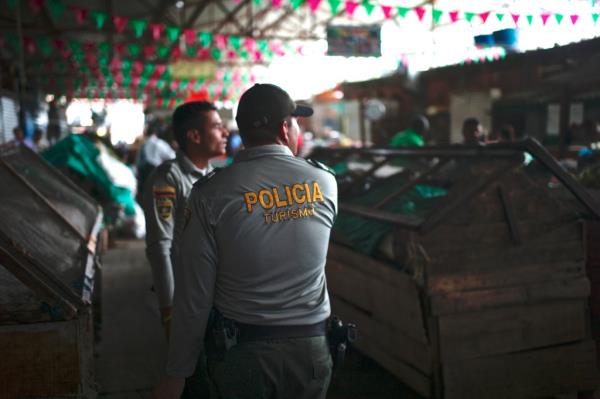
[449,10,459,23]
[362,0,375,16]
[290,0,304,10]
[113,16,129,34]
[328,0,341,13]
[511,13,520,25]
[308,0,321,12]
[150,23,164,40]
[555,13,564,24]
[593,13,599,24]
[432,9,443,24]
[397,7,409,18]
[541,13,551,25]
[272,0,282,7]
[526,15,533,25]
[345,1,359,17]
[495,13,505,22]
[464,12,475,22]
[92,11,108,29]
[414,7,426,21]
[570,14,579,24]
[130,20,148,38]
[166,26,181,42]
[479,11,490,24]
[381,5,392,19]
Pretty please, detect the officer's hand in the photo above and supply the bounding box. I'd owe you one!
[153,376,184,399]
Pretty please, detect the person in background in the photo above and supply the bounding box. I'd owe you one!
[154,83,338,399]
[498,124,516,143]
[144,101,229,398]
[461,117,485,145]
[389,114,430,147]
[137,120,176,203]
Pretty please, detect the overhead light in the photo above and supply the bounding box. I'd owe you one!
[175,1,184,9]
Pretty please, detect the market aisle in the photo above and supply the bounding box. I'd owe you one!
[96,239,164,399]
[95,239,420,399]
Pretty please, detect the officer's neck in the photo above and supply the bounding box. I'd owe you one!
[184,149,210,170]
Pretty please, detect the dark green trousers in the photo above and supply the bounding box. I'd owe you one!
[181,350,211,399]
[208,336,332,399]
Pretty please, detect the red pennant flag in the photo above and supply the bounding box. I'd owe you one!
[227,50,237,60]
[114,43,126,54]
[23,36,36,54]
[570,14,579,24]
[168,99,176,108]
[143,45,154,58]
[28,0,44,16]
[381,5,392,19]
[449,10,459,23]
[150,23,164,40]
[345,1,359,17]
[71,6,88,25]
[215,34,227,49]
[414,7,426,21]
[184,29,196,45]
[272,0,282,8]
[541,13,551,25]
[308,0,321,12]
[133,61,144,74]
[479,11,490,24]
[113,16,128,33]
[171,46,182,59]
[511,13,520,25]
[154,64,166,76]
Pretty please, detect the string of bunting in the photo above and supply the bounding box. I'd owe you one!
[7,0,599,28]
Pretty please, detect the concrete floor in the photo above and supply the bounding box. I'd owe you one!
[95,239,421,399]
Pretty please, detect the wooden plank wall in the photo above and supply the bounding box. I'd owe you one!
[0,311,96,398]
[326,244,433,398]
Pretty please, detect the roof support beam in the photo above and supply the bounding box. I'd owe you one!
[213,0,250,35]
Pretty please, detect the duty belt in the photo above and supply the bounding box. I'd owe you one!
[235,320,327,343]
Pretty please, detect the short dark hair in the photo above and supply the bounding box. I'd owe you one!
[462,117,480,134]
[172,101,217,151]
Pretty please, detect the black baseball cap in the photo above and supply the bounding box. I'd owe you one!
[236,83,313,130]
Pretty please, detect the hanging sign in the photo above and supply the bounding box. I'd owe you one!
[326,25,381,57]
[169,59,217,80]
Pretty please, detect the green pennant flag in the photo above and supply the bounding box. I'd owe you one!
[464,12,475,22]
[157,46,170,58]
[98,55,109,66]
[362,1,375,16]
[166,26,181,42]
[211,48,222,60]
[186,45,196,57]
[290,0,304,10]
[193,80,204,91]
[253,0,260,6]
[229,36,242,50]
[432,9,443,24]
[242,74,250,84]
[106,77,114,87]
[92,11,108,29]
[257,40,268,52]
[142,64,155,77]
[199,31,212,47]
[397,7,410,18]
[496,13,505,22]
[99,42,111,55]
[101,66,110,77]
[179,80,189,90]
[240,50,249,60]
[68,40,82,55]
[156,80,166,90]
[130,20,148,38]
[526,14,533,25]
[5,33,18,50]
[208,85,216,97]
[592,13,599,24]
[223,71,232,82]
[7,0,16,10]
[47,0,66,20]
[122,75,131,86]
[121,59,132,71]
[328,0,341,13]
[139,77,148,88]
[555,13,564,24]
[36,37,52,57]
[162,98,170,108]
[128,43,141,57]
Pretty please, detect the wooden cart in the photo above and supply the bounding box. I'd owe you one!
[313,138,600,398]
[0,143,103,398]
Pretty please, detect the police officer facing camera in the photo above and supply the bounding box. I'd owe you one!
[154,84,338,399]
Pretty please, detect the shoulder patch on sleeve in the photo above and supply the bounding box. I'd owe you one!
[193,167,222,188]
[306,158,336,176]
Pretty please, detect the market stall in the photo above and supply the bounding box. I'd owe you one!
[0,142,102,398]
[312,138,600,398]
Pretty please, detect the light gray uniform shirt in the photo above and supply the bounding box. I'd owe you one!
[143,151,211,309]
[167,144,338,377]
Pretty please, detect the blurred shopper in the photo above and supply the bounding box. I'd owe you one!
[137,121,176,202]
[154,84,338,399]
[144,101,229,398]
[461,117,485,145]
[498,124,516,143]
[389,114,430,147]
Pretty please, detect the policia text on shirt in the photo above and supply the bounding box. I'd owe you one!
[243,181,324,224]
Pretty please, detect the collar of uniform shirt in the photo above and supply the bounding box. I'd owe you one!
[177,150,211,176]
[234,144,294,163]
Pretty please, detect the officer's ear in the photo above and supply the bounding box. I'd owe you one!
[277,119,290,145]
[186,129,202,145]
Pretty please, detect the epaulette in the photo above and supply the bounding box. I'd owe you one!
[306,158,336,176]
[193,167,222,188]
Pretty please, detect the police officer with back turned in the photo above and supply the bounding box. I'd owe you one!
[154,83,338,399]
